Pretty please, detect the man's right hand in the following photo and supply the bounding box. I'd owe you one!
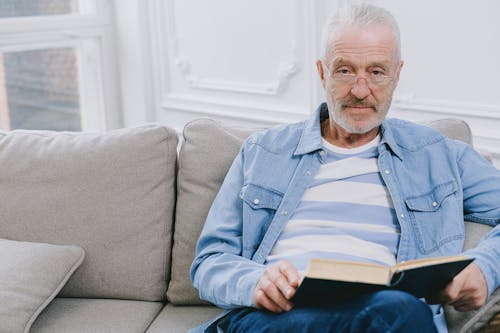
[252,260,301,313]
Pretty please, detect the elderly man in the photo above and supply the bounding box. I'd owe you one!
[190,3,500,333]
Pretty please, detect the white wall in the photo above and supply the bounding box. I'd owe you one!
[117,0,500,167]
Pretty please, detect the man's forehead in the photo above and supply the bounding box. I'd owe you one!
[325,25,398,62]
[331,54,392,67]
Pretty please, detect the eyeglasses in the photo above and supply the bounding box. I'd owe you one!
[323,65,394,87]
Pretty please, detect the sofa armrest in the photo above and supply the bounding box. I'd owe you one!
[445,222,499,332]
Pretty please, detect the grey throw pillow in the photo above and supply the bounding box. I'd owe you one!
[0,239,85,333]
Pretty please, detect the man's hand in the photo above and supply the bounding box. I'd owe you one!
[429,263,488,312]
[253,260,301,313]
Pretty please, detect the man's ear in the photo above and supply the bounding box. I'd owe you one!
[316,59,326,88]
[394,60,404,83]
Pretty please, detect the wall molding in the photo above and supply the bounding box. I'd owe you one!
[163,0,302,95]
[392,96,500,162]
[161,92,309,126]
[393,95,500,122]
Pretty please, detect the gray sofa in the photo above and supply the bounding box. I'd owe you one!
[0,118,498,333]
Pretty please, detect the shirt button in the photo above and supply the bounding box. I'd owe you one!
[319,150,326,156]
[432,201,438,207]
[281,210,288,216]
[305,171,311,176]
[253,198,260,205]
[400,213,405,219]
[384,169,391,174]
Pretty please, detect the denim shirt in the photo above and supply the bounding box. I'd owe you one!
[190,103,500,333]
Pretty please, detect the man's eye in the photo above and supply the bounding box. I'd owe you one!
[337,69,351,75]
[371,70,384,76]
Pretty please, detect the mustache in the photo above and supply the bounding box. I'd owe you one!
[341,100,376,109]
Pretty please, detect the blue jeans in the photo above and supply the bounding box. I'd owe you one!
[226,290,437,333]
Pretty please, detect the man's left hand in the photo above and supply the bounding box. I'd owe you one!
[429,263,488,312]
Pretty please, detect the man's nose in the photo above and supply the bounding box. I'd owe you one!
[350,77,371,99]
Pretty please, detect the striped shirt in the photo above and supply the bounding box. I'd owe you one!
[266,135,401,274]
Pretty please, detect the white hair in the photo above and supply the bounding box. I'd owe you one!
[320,3,401,61]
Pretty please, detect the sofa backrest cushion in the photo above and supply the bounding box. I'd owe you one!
[167,119,264,304]
[0,125,177,301]
[168,117,487,305]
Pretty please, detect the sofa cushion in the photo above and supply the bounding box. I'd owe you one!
[167,119,264,304]
[30,298,163,333]
[145,304,223,333]
[0,125,177,301]
[0,239,84,333]
[425,118,473,145]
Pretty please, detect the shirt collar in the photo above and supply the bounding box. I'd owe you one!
[294,102,404,160]
[380,120,404,160]
[294,103,327,156]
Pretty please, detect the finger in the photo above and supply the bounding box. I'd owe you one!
[278,261,301,288]
[449,295,483,311]
[254,288,285,313]
[440,279,462,304]
[453,302,476,312]
[258,275,293,311]
[265,263,296,300]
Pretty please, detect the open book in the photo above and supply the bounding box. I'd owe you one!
[292,255,474,306]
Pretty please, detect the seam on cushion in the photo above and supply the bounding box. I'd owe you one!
[142,303,168,332]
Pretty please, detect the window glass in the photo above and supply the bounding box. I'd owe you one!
[0,48,81,131]
[0,0,94,18]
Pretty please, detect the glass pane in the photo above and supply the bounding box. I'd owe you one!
[0,0,87,18]
[0,48,81,131]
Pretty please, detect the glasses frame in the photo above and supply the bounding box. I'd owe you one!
[321,61,396,88]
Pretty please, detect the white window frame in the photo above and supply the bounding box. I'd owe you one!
[0,0,120,131]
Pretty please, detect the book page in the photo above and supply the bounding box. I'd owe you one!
[306,258,391,285]
[390,255,469,273]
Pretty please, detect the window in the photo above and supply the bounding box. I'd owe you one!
[0,0,118,131]
[0,0,92,18]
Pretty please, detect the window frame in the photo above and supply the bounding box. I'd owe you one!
[0,0,120,131]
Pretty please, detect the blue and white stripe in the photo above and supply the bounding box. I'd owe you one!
[266,136,400,274]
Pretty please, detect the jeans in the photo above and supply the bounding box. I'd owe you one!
[226,290,437,333]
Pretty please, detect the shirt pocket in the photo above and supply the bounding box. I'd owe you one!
[240,183,284,254]
[404,181,464,254]
[240,183,283,210]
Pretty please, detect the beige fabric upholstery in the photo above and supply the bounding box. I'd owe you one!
[145,304,223,333]
[0,125,178,301]
[31,298,163,333]
[426,118,473,145]
[0,239,84,333]
[445,222,499,333]
[167,119,262,304]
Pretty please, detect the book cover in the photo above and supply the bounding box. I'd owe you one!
[292,255,474,306]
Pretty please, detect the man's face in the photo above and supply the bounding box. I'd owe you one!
[317,25,403,134]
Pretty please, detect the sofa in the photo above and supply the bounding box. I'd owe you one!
[0,117,498,333]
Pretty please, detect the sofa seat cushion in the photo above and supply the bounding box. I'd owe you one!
[0,125,178,301]
[30,298,163,333]
[145,304,223,333]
